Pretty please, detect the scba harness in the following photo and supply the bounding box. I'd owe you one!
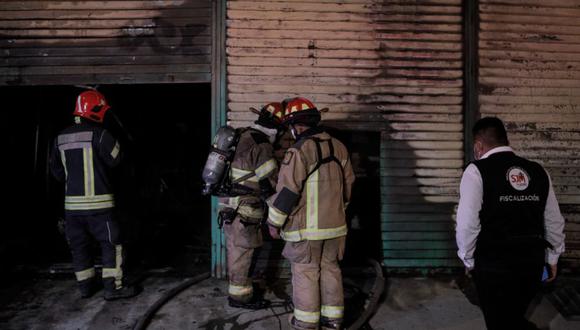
[299,136,348,203]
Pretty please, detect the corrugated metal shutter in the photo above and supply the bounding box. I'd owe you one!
[227,0,464,271]
[479,0,580,270]
[226,0,385,130]
[0,0,211,85]
[380,0,463,269]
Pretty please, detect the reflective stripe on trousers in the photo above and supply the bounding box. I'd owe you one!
[228,283,253,297]
[294,308,320,324]
[75,268,95,282]
[321,305,344,319]
[102,245,123,289]
[289,238,345,325]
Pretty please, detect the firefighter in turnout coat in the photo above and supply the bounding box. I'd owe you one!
[50,90,139,300]
[267,97,355,330]
[219,103,284,309]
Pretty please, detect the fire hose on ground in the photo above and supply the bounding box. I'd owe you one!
[132,258,384,330]
[132,272,211,330]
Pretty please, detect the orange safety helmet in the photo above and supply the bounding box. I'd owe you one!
[73,90,111,123]
[251,102,284,129]
[281,97,321,126]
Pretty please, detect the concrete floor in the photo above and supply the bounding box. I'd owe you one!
[1,274,579,330]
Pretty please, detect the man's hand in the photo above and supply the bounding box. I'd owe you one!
[268,225,280,240]
[546,263,558,282]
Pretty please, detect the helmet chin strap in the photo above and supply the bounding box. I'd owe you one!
[289,125,298,139]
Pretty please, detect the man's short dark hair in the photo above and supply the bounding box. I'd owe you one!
[472,117,509,147]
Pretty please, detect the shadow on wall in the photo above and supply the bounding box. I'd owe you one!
[323,123,461,272]
[379,125,460,274]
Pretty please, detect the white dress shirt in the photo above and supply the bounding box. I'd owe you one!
[456,146,566,269]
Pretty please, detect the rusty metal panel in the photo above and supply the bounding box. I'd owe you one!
[226,0,465,271]
[479,0,580,271]
[0,0,212,85]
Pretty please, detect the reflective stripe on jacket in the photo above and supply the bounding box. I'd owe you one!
[267,129,355,242]
[50,121,121,214]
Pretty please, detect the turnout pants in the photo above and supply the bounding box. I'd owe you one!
[65,212,124,292]
[284,237,346,329]
[473,263,544,330]
[224,215,263,302]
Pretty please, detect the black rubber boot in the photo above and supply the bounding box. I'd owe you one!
[78,279,98,299]
[288,314,319,330]
[103,278,142,301]
[103,285,142,301]
[228,296,271,310]
[320,316,342,330]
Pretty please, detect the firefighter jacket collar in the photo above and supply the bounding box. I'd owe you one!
[295,126,324,141]
[74,117,102,128]
[251,124,278,144]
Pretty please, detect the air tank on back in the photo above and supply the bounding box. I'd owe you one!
[201,126,238,196]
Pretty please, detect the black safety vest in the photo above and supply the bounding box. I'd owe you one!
[50,121,121,215]
[473,151,550,268]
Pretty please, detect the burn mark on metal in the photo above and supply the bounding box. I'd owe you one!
[479,84,496,95]
[119,17,206,55]
[525,34,560,41]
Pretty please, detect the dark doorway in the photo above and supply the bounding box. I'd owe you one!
[326,129,382,328]
[326,129,382,264]
[1,83,212,277]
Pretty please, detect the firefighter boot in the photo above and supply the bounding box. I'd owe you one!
[78,278,98,299]
[228,296,271,310]
[320,316,342,330]
[289,314,319,330]
[103,278,141,301]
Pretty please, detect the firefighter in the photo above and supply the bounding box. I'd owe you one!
[267,97,355,330]
[218,102,284,309]
[456,117,565,329]
[50,90,140,300]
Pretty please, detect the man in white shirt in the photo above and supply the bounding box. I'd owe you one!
[456,117,565,330]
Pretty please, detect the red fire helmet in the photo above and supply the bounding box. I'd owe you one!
[73,90,111,123]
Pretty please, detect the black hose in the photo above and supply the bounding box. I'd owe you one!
[132,272,211,330]
[133,259,383,330]
[348,258,385,330]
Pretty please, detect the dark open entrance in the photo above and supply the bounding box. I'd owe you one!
[324,128,383,327]
[328,129,382,264]
[2,83,212,278]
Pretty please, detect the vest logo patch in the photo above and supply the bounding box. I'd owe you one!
[507,167,530,191]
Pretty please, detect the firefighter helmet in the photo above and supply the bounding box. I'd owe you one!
[73,90,111,123]
[251,102,284,129]
[281,97,321,126]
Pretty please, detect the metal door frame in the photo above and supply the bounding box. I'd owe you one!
[210,0,227,278]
